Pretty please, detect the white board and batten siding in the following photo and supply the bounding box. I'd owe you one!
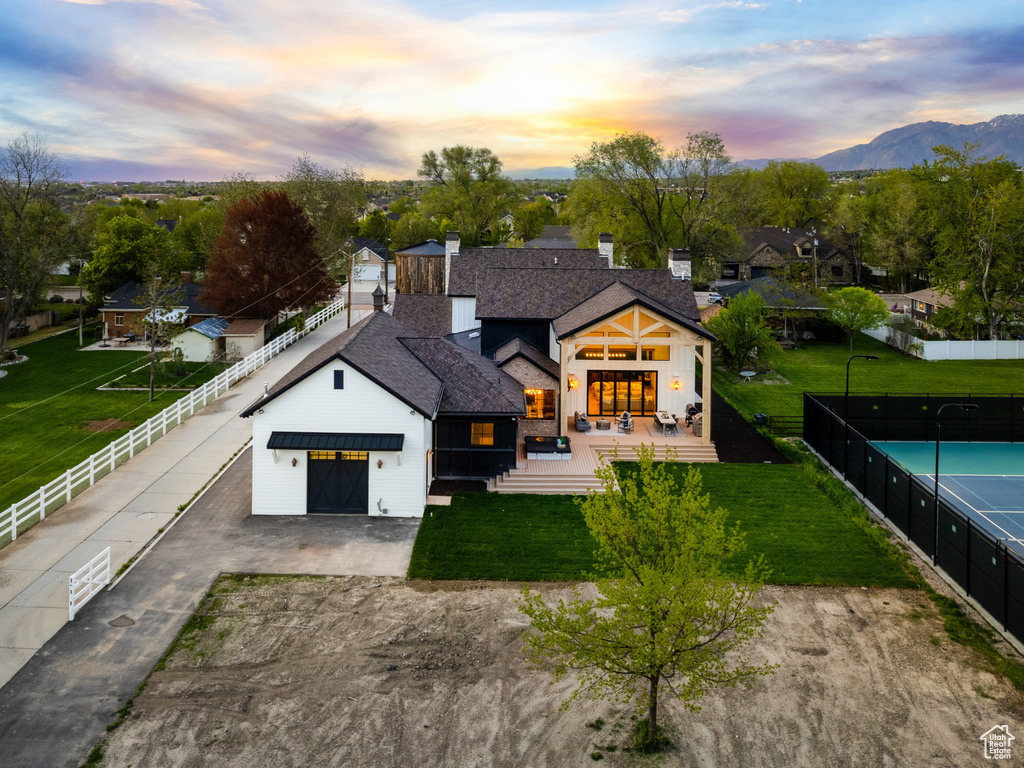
[250,362,431,517]
[451,297,480,334]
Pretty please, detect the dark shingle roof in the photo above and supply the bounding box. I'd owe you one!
[240,311,524,419]
[718,276,828,310]
[350,238,389,261]
[395,239,446,256]
[102,280,217,316]
[739,226,842,263]
[400,338,525,415]
[241,312,443,418]
[446,247,606,297]
[552,281,711,340]
[494,337,560,380]
[392,294,452,337]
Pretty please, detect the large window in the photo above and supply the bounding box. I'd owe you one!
[586,371,657,416]
[470,423,494,446]
[525,389,555,419]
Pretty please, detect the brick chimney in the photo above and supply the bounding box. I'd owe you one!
[598,233,613,268]
[445,231,460,294]
[669,249,692,280]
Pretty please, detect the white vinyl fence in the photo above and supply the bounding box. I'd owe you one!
[1,299,346,548]
[862,320,1024,361]
[69,546,110,620]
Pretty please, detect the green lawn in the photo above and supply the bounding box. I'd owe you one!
[409,463,914,587]
[0,332,198,513]
[715,335,1024,419]
[106,360,226,389]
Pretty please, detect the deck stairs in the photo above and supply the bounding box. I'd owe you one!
[488,441,719,495]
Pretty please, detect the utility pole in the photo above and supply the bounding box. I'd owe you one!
[347,241,353,328]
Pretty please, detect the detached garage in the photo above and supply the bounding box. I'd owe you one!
[240,311,525,518]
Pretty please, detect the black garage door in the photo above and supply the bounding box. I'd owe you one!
[306,451,369,514]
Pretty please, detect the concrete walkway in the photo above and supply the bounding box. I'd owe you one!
[0,309,370,688]
[0,449,420,768]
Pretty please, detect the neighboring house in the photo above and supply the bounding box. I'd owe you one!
[727,226,855,284]
[222,318,271,360]
[717,276,829,341]
[240,311,525,517]
[349,237,394,285]
[99,279,217,340]
[905,287,952,331]
[395,231,714,440]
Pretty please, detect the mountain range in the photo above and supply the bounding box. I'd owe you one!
[810,114,1024,171]
[509,115,1024,178]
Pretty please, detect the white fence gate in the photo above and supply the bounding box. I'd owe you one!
[2,299,347,548]
[69,547,111,620]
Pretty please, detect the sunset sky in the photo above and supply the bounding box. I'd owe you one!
[2,0,1022,181]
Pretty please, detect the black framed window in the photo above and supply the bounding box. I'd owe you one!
[334,370,344,389]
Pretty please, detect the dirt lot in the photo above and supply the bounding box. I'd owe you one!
[91,576,1023,768]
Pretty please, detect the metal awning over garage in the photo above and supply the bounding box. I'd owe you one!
[267,432,405,452]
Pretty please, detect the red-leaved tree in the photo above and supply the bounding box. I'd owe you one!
[200,189,336,317]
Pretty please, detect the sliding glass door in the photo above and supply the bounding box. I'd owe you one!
[586,371,657,417]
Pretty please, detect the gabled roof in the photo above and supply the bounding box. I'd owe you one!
[102,280,217,316]
[552,281,713,340]
[224,318,269,336]
[392,294,452,338]
[904,287,952,308]
[395,239,446,256]
[718,276,828,310]
[350,237,389,261]
[241,312,443,419]
[738,226,843,263]
[400,337,525,415]
[240,311,525,419]
[494,337,560,380]
[186,317,230,339]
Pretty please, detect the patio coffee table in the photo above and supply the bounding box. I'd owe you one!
[596,419,611,430]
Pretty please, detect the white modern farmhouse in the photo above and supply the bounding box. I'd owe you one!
[241,232,714,517]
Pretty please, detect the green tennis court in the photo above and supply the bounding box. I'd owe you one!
[870,441,1024,555]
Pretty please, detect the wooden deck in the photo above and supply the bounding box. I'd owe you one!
[489,418,718,495]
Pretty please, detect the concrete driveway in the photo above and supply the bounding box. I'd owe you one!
[0,448,420,768]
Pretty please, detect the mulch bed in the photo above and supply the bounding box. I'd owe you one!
[709,389,790,464]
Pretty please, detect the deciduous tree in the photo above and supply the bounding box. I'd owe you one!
[82,216,175,299]
[920,143,1024,339]
[568,131,740,270]
[418,146,516,246]
[827,286,890,351]
[704,292,781,371]
[518,452,775,749]
[200,190,335,318]
[0,133,71,356]
[282,154,365,280]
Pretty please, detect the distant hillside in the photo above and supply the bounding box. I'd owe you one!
[506,166,575,180]
[811,115,1024,171]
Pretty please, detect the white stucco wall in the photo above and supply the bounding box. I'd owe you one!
[249,362,431,517]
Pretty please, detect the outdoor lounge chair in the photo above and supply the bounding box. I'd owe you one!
[616,412,634,434]
[575,411,592,433]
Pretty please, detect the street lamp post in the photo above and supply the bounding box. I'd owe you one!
[843,354,878,479]
[933,403,980,562]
